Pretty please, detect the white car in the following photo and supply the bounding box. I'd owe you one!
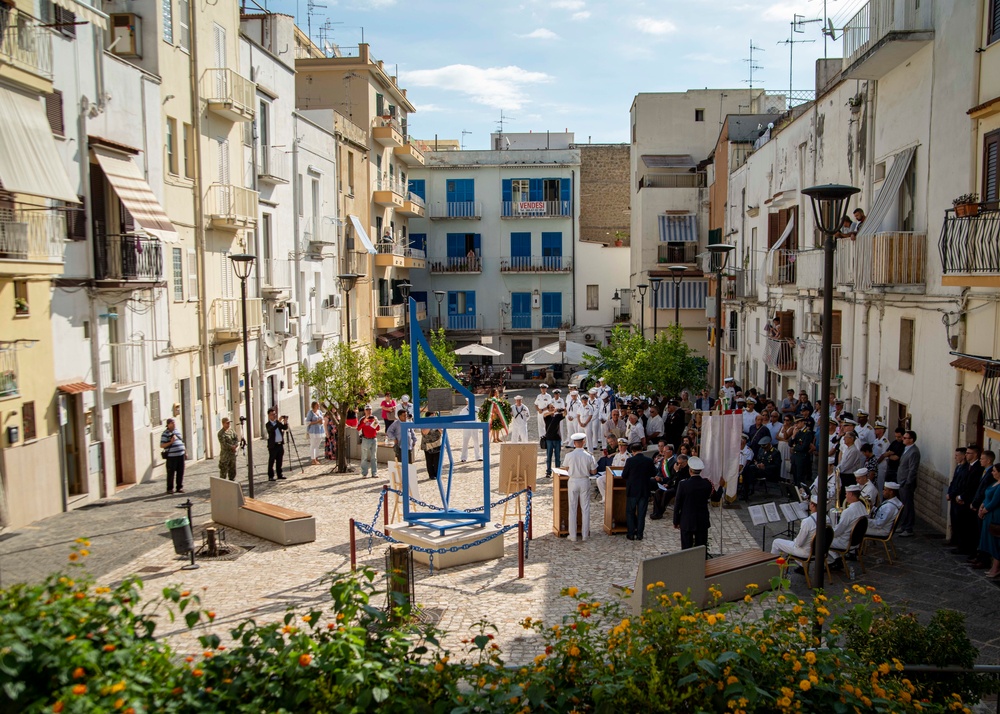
[568,369,592,390]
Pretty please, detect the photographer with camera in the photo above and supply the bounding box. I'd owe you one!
[265,408,289,481]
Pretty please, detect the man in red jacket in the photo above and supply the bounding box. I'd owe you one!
[357,406,381,478]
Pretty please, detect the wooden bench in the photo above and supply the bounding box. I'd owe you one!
[611,546,778,614]
[210,477,316,546]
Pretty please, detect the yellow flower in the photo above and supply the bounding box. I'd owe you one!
[727,675,738,685]
[646,583,656,591]
[792,660,802,672]
[654,581,665,588]
[872,594,883,604]
[744,595,752,603]
[301,615,311,623]
[706,615,718,625]
[534,654,546,665]
[746,583,758,591]
[68,553,79,562]
[805,651,816,665]
[799,680,811,692]
[110,682,126,694]
[434,662,444,673]
[878,663,890,675]
[565,587,578,597]
[79,550,90,557]
[568,646,580,657]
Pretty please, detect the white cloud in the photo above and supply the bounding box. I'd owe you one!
[552,0,585,9]
[416,103,444,113]
[400,65,554,110]
[633,17,677,35]
[519,28,559,39]
[363,0,395,7]
[572,10,591,20]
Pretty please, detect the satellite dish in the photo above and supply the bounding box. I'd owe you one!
[263,330,278,349]
[822,19,841,40]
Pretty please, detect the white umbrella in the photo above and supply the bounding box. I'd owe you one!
[454,343,504,357]
[520,341,600,365]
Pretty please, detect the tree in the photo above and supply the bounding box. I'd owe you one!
[298,342,372,472]
[371,329,458,405]
[586,324,706,396]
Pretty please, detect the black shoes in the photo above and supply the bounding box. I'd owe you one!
[277,476,287,480]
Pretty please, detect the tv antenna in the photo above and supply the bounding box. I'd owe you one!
[742,40,764,90]
[811,0,839,57]
[306,0,326,42]
[461,130,472,150]
[779,15,818,107]
[317,18,343,55]
[495,110,515,150]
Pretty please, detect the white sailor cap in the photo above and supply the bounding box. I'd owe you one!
[401,395,410,402]
[539,383,549,388]
[725,376,734,382]
[884,481,901,490]
[845,484,862,493]
[810,495,819,504]
[854,467,869,478]
[514,394,523,400]
[571,432,587,441]
[553,388,562,393]
[580,393,590,400]
[688,456,705,471]
[570,389,579,395]
[589,387,598,394]
[828,456,836,464]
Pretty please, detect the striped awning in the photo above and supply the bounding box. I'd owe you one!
[0,87,79,202]
[859,146,916,238]
[654,280,708,310]
[53,0,108,30]
[658,214,697,242]
[92,146,177,242]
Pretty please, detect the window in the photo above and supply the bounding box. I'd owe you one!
[347,151,355,195]
[162,0,173,43]
[150,392,161,426]
[182,123,194,178]
[511,292,531,329]
[990,0,1000,45]
[13,280,28,316]
[166,117,178,175]
[695,108,705,122]
[45,90,64,136]
[21,402,36,442]
[408,179,425,200]
[187,248,198,300]
[177,0,190,50]
[586,284,599,310]
[511,179,529,203]
[311,178,320,239]
[41,1,77,38]
[984,129,999,205]
[541,292,562,329]
[172,247,184,301]
[510,232,531,264]
[899,318,915,372]
[900,157,916,231]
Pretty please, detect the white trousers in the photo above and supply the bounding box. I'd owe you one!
[587,420,602,450]
[568,478,591,540]
[461,428,481,461]
[596,472,607,502]
[560,418,568,444]
[509,420,529,443]
[536,413,547,441]
[770,539,809,559]
[309,433,323,459]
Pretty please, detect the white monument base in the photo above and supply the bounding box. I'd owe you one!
[387,520,505,570]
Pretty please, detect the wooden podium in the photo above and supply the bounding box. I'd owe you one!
[551,468,584,538]
[603,468,628,535]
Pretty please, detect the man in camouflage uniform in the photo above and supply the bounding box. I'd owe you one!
[218,416,240,481]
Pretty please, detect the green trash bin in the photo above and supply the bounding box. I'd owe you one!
[166,516,194,556]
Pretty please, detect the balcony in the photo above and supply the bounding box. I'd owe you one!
[612,307,632,324]
[0,209,65,272]
[0,349,19,398]
[843,0,933,80]
[209,297,263,337]
[206,184,258,230]
[376,303,404,329]
[763,337,797,374]
[393,139,425,166]
[499,255,572,273]
[308,311,339,342]
[501,200,571,218]
[794,249,824,291]
[801,340,843,381]
[638,173,707,189]
[656,242,699,266]
[258,145,290,184]
[0,6,53,83]
[374,242,426,269]
[720,328,739,354]
[100,343,145,391]
[765,249,797,287]
[428,255,482,274]
[93,234,162,284]
[835,232,925,292]
[260,257,292,295]
[341,251,369,277]
[722,269,757,301]
[415,301,427,321]
[428,202,483,220]
[201,68,255,122]
[939,207,1000,288]
[447,314,480,331]
[372,177,406,208]
[372,116,403,147]
[398,192,425,218]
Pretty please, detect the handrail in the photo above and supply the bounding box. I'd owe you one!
[0,6,52,79]
[939,206,1000,275]
[0,209,66,262]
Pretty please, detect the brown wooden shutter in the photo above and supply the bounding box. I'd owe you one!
[21,401,36,442]
[778,310,795,339]
[984,130,999,206]
[768,212,781,248]
[991,0,1000,45]
[45,90,64,136]
[89,164,107,235]
[66,198,86,241]
[831,310,842,344]
[786,206,799,250]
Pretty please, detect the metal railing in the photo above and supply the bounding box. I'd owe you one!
[509,314,534,330]
[764,337,797,372]
[372,115,402,134]
[406,192,426,208]
[613,307,632,323]
[639,173,707,189]
[939,206,1000,276]
[376,303,404,319]
[206,184,258,225]
[836,232,925,291]
[500,200,571,218]
[723,269,757,300]
[209,297,263,333]
[766,249,798,286]
[0,349,18,397]
[373,176,408,196]
[101,343,145,386]
[428,202,483,219]
[260,257,292,288]
[201,68,256,117]
[657,242,699,265]
[730,146,752,173]
[721,328,739,352]
[499,255,572,272]
[541,314,563,330]
[0,6,52,79]
[844,0,928,65]
[341,251,368,276]
[428,255,482,273]
[259,145,289,183]
[94,234,162,281]
[447,314,480,331]
[0,209,66,262]
[800,340,842,380]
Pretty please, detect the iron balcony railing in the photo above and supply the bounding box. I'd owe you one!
[764,336,797,373]
[258,145,289,183]
[341,251,368,276]
[938,206,1000,276]
[94,234,162,282]
[765,249,798,286]
[209,297,263,333]
[201,68,256,118]
[801,340,842,380]
[447,314,480,331]
[373,176,408,196]
[639,173,707,189]
[500,200,571,218]
[100,343,145,386]
[723,269,757,300]
[720,328,739,353]
[0,5,52,79]
[0,348,18,398]
[613,307,632,323]
[206,184,258,225]
[428,255,482,273]
[509,314,534,330]
[541,314,563,330]
[835,232,925,291]
[499,255,572,272]
[377,303,405,320]
[0,209,66,262]
[335,112,368,146]
[657,242,699,265]
[372,115,402,135]
[428,202,483,219]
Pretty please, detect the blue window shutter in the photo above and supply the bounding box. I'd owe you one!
[446,180,456,201]
[447,234,464,257]
[410,290,427,305]
[512,292,531,314]
[560,178,570,202]
[502,179,512,202]
[542,292,561,315]
[447,291,458,314]
[466,291,476,315]
[408,179,425,200]
[511,232,531,257]
[473,234,481,252]
[541,232,562,256]
[529,179,543,201]
[409,233,426,251]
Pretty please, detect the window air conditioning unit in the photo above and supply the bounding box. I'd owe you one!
[288,322,298,338]
[584,333,595,342]
[804,312,822,334]
[273,307,290,334]
[285,302,299,318]
[109,14,142,58]
[326,294,342,309]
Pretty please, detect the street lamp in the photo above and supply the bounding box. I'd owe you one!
[636,283,648,337]
[802,182,860,592]
[338,272,359,344]
[648,277,663,338]
[707,244,735,400]
[230,253,257,498]
[668,265,687,327]
[398,281,412,344]
[434,290,446,331]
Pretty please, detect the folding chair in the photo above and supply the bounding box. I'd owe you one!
[830,516,868,578]
[788,525,834,589]
[862,509,903,564]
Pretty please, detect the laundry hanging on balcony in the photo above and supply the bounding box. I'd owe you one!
[348,215,377,254]
[658,214,697,242]
[767,213,795,253]
[858,146,916,238]
[0,87,78,203]
[92,146,177,242]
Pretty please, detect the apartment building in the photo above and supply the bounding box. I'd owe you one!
[295,43,423,348]
[630,89,778,355]
[717,0,985,533]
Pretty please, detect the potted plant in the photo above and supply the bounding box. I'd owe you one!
[953,193,980,218]
[14,297,28,315]
[612,230,627,247]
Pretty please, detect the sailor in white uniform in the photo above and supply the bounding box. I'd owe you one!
[854,467,879,512]
[509,394,530,443]
[577,393,594,451]
[534,384,553,442]
[771,496,819,558]
[565,390,583,446]
[867,481,903,537]
[586,388,603,451]
[828,485,868,565]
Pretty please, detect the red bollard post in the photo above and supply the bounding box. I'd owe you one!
[518,520,524,579]
[382,485,389,528]
[349,518,357,571]
[527,487,533,541]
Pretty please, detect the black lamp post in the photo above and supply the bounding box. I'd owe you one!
[649,277,662,338]
[707,244,735,399]
[434,290,446,331]
[802,182,860,591]
[612,289,621,323]
[668,265,687,327]
[338,273,359,343]
[398,281,412,344]
[636,283,648,337]
[230,253,257,498]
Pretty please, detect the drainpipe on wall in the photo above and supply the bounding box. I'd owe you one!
[248,61,266,431]
[860,298,869,411]
[291,116,305,418]
[570,168,576,331]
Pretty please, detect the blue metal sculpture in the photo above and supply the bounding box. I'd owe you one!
[399,298,491,533]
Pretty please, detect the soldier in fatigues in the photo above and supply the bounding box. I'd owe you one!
[218,417,240,481]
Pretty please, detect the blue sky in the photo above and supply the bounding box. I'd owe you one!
[268,0,868,149]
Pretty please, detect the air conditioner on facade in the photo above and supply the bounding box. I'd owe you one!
[804,312,822,334]
[326,294,342,309]
[110,14,142,57]
[285,302,299,318]
[584,333,595,341]
[273,308,290,334]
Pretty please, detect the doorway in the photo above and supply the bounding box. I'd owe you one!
[966,405,984,448]
[868,382,881,422]
[179,378,193,458]
[888,399,909,431]
[111,401,135,486]
[511,339,532,364]
[268,374,278,412]
[62,394,86,496]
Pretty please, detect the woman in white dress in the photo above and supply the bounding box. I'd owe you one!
[776,413,795,482]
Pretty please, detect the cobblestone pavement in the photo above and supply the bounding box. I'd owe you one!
[2,388,998,672]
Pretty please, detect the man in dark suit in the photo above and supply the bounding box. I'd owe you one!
[265,407,289,481]
[947,446,973,553]
[663,400,686,451]
[621,442,657,541]
[896,430,921,537]
[674,456,712,551]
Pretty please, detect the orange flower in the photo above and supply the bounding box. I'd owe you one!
[206,611,216,620]
[102,645,116,653]
[192,669,203,678]
[171,688,182,696]
[72,667,85,679]
[299,654,312,666]
[180,591,191,597]
[872,594,882,604]
[114,698,125,709]
[185,656,194,663]
[53,702,64,713]
[776,557,787,565]
[71,684,87,695]
[68,553,79,562]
